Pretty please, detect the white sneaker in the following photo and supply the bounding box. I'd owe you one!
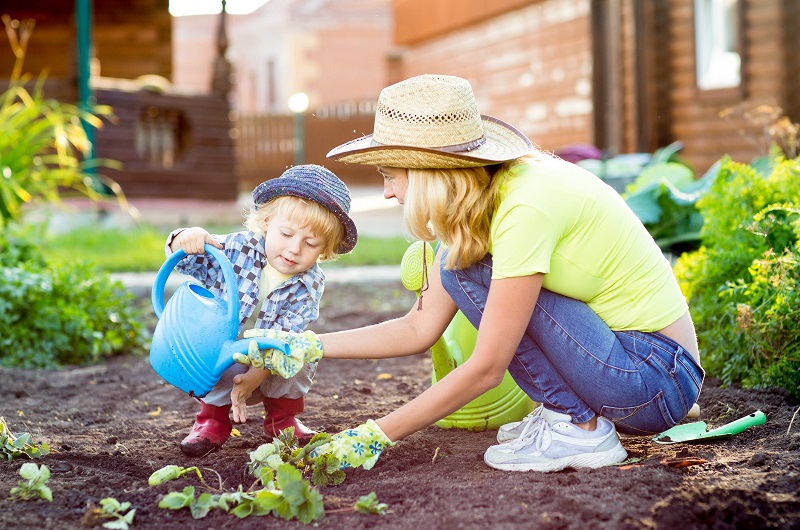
[484,407,628,472]
[496,405,546,443]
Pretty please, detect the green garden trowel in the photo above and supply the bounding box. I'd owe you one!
[652,410,766,444]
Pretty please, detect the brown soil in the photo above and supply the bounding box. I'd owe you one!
[1,281,799,529]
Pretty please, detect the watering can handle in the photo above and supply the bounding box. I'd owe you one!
[151,244,240,328]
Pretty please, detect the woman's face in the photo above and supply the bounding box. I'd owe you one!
[378,166,408,204]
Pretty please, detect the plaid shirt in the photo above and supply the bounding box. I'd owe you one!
[166,229,324,334]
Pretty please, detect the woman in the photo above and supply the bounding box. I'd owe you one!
[240,74,704,473]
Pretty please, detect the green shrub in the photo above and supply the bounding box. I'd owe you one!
[0,15,124,228]
[674,156,800,396]
[0,230,148,368]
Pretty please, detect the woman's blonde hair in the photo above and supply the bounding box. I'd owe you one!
[404,156,530,270]
[245,196,345,261]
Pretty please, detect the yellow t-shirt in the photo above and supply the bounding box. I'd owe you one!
[488,156,687,331]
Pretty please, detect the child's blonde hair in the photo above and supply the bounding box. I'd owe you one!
[245,196,345,261]
[404,156,531,270]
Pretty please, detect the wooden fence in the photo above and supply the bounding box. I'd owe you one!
[234,100,381,191]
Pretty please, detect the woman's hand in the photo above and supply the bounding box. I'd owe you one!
[309,420,395,470]
[170,226,223,254]
[234,329,323,378]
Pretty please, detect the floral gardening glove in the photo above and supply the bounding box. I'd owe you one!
[233,329,323,379]
[310,420,395,470]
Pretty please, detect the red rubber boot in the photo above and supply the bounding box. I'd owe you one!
[180,402,232,457]
[263,397,317,445]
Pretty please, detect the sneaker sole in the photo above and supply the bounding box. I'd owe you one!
[484,445,628,472]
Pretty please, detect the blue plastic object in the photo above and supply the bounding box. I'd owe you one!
[150,244,289,397]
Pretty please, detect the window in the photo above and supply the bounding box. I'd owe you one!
[694,0,741,90]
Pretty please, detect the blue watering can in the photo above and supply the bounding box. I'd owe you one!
[150,244,289,398]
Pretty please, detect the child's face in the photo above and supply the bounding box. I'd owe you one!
[262,209,326,275]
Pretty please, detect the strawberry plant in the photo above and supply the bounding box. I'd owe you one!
[86,498,136,530]
[0,416,50,460]
[9,462,52,502]
[155,463,324,524]
[151,427,390,524]
[247,428,345,487]
[354,492,389,515]
[147,465,203,486]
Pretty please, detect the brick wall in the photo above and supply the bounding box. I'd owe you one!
[392,0,594,153]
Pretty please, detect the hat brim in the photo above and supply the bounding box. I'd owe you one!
[255,184,358,255]
[326,115,533,169]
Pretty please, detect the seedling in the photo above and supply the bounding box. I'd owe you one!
[0,417,50,461]
[9,462,52,502]
[152,427,380,524]
[354,492,389,515]
[157,463,324,524]
[247,429,343,486]
[86,497,136,530]
[148,464,204,486]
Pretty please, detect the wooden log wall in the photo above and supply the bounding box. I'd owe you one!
[666,0,795,172]
[0,0,171,83]
[94,88,237,200]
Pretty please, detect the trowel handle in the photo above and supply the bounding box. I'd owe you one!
[703,410,766,438]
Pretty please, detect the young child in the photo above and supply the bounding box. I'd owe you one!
[165,164,357,457]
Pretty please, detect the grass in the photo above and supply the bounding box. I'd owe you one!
[47,225,413,272]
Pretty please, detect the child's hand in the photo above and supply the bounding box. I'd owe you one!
[171,226,223,254]
[231,368,267,423]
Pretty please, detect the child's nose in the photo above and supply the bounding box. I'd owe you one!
[287,238,302,254]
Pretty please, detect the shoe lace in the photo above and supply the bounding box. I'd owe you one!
[508,413,551,452]
[516,405,545,429]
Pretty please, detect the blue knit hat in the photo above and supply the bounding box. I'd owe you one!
[252,165,357,254]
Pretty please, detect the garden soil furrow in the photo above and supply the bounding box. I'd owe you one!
[1,282,799,529]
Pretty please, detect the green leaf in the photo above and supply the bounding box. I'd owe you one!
[251,489,284,515]
[294,487,324,524]
[158,487,194,510]
[280,476,307,507]
[190,492,215,519]
[354,491,389,515]
[229,502,254,519]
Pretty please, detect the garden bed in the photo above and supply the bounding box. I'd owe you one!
[1,281,799,529]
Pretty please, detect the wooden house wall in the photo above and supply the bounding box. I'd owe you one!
[391,0,595,153]
[394,0,540,45]
[666,0,793,173]
[94,88,237,200]
[0,0,171,89]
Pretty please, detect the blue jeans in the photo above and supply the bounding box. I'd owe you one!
[439,254,704,435]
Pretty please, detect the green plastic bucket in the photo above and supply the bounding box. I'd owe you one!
[431,311,535,431]
[400,241,535,431]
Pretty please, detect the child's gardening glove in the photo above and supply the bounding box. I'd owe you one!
[233,329,323,379]
[310,420,395,470]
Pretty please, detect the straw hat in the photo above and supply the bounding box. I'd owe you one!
[252,165,357,254]
[326,74,533,169]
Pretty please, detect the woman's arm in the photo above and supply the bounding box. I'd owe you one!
[375,273,543,442]
[319,248,458,359]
